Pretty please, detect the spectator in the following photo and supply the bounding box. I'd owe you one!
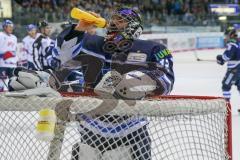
[11,0,219,39]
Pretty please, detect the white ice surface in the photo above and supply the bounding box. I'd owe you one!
[171,48,239,160]
[0,48,239,160]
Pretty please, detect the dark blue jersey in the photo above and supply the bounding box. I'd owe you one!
[222,39,240,68]
[50,25,174,95]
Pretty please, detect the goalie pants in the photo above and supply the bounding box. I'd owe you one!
[77,125,151,160]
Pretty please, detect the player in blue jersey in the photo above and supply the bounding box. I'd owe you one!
[8,7,174,160]
[216,27,240,104]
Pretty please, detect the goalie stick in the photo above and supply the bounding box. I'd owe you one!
[47,99,74,160]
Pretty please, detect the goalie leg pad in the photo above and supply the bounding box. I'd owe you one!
[115,70,157,99]
[17,71,43,88]
[102,146,133,160]
[8,77,26,90]
[71,143,101,160]
[9,71,49,90]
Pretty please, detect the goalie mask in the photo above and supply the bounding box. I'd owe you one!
[103,8,143,53]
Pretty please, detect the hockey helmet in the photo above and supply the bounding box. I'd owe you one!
[26,24,37,31]
[2,19,14,28]
[61,21,72,29]
[38,20,49,28]
[224,27,237,38]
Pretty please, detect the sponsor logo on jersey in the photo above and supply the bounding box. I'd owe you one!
[154,49,171,60]
[127,52,147,62]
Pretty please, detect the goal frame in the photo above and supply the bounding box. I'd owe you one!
[0,91,232,160]
[60,92,233,160]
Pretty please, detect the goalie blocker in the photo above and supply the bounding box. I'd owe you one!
[94,70,157,99]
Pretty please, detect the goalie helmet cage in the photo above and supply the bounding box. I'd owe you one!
[0,92,232,160]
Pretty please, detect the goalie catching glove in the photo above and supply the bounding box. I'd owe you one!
[94,70,157,99]
[6,68,61,97]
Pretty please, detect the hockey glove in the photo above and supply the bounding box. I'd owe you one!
[94,70,122,98]
[114,70,157,99]
[94,70,157,99]
[216,55,225,65]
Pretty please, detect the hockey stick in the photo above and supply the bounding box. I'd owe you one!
[193,50,216,62]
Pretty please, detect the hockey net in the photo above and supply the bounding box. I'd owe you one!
[0,92,232,160]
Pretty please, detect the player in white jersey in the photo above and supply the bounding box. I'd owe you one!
[32,20,54,71]
[0,20,17,91]
[22,24,40,70]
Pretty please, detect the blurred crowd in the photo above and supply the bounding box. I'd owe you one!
[13,0,216,27]
[10,0,218,40]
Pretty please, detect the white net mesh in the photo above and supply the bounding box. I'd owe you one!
[0,93,231,160]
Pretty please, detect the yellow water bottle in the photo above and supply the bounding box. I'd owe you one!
[35,108,56,141]
[70,7,107,28]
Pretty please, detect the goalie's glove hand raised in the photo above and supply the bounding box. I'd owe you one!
[6,68,61,97]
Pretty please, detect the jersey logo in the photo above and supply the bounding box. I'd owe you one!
[127,52,147,62]
[154,49,171,61]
